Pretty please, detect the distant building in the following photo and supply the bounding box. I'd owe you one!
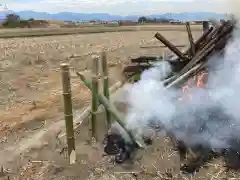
[106,21,119,24]
[118,20,137,26]
[63,20,75,25]
[169,20,182,24]
[191,20,209,24]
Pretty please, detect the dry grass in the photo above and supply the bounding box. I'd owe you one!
[0,24,202,38]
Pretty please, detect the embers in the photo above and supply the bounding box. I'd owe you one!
[103,133,126,155]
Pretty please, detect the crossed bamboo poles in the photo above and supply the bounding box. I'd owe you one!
[60,52,146,164]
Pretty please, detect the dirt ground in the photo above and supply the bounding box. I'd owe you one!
[2,28,236,180]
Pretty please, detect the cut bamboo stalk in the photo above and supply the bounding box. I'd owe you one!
[177,23,233,78]
[165,62,205,89]
[168,27,213,62]
[186,22,195,57]
[58,81,123,138]
[155,32,189,61]
[76,72,145,148]
[91,56,99,142]
[60,63,76,164]
[140,44,186,48]
[101,51,111,129]
[195,27,213,46]
[163,75,176,86]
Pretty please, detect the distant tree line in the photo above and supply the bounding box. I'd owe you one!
[138,16,174,23]
[1,13,48,28]
[1,14,30,28]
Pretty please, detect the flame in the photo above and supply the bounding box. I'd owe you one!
[180,71,208,101]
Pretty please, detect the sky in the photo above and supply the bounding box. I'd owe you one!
[0,0,236,15]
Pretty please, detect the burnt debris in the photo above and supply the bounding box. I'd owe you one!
[103,131,137,163]
[103,125,153,164]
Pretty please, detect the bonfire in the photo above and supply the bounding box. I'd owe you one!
[103,18,240,175]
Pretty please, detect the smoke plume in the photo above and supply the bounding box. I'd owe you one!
[122,12,240,151]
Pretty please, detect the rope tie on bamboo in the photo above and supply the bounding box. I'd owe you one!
[64,114,73,117]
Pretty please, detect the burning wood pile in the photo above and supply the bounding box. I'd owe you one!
[123,20,235,88]
[104,19,240,173]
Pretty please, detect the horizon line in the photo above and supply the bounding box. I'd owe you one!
[3,10,226,16]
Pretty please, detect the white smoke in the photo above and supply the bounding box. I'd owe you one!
[123,9,240,150]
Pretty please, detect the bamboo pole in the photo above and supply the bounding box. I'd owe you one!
[58,81,123,138]
[168,27,213,62]
[165,63,204,89]
[76,72,145,148]
[90,56,99,142]
[186,22,195,57]
[60,63,76,164]
[101,51,111,129]
[155,32,189,61]
[140,44,186,48]
[178,23,233,77]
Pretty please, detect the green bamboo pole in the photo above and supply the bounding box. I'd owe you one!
[60,63,76,164]
[76,72,145,148]
[101,51,111,129]
[91,56,99,143]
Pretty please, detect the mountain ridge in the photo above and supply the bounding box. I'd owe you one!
[0,11,226,21]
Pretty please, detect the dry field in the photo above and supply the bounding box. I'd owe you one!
[0,24,202,38]
[1,26,236,180]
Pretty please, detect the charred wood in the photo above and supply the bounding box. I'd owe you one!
[186,22,195,57]
[155,32,189,61]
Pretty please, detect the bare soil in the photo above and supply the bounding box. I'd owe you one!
[1,28,236,180]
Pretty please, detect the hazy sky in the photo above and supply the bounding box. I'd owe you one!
[0,0,234,15]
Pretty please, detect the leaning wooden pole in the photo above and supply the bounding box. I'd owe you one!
[155,32,189,61]
[101,51,111,129]
[76,72,145,148]
[91,56,99,142]
[60,63,76,164]
[185,22,195,57]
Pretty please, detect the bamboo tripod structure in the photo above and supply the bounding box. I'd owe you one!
[60,52,142,163]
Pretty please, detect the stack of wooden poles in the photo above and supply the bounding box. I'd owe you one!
[123,20,236,88]
[120,19,236,159]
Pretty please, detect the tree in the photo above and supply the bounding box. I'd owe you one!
[138,16,148,23]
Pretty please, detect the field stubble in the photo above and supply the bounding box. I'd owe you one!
[0,27,217,179]
[0,24,202,38]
